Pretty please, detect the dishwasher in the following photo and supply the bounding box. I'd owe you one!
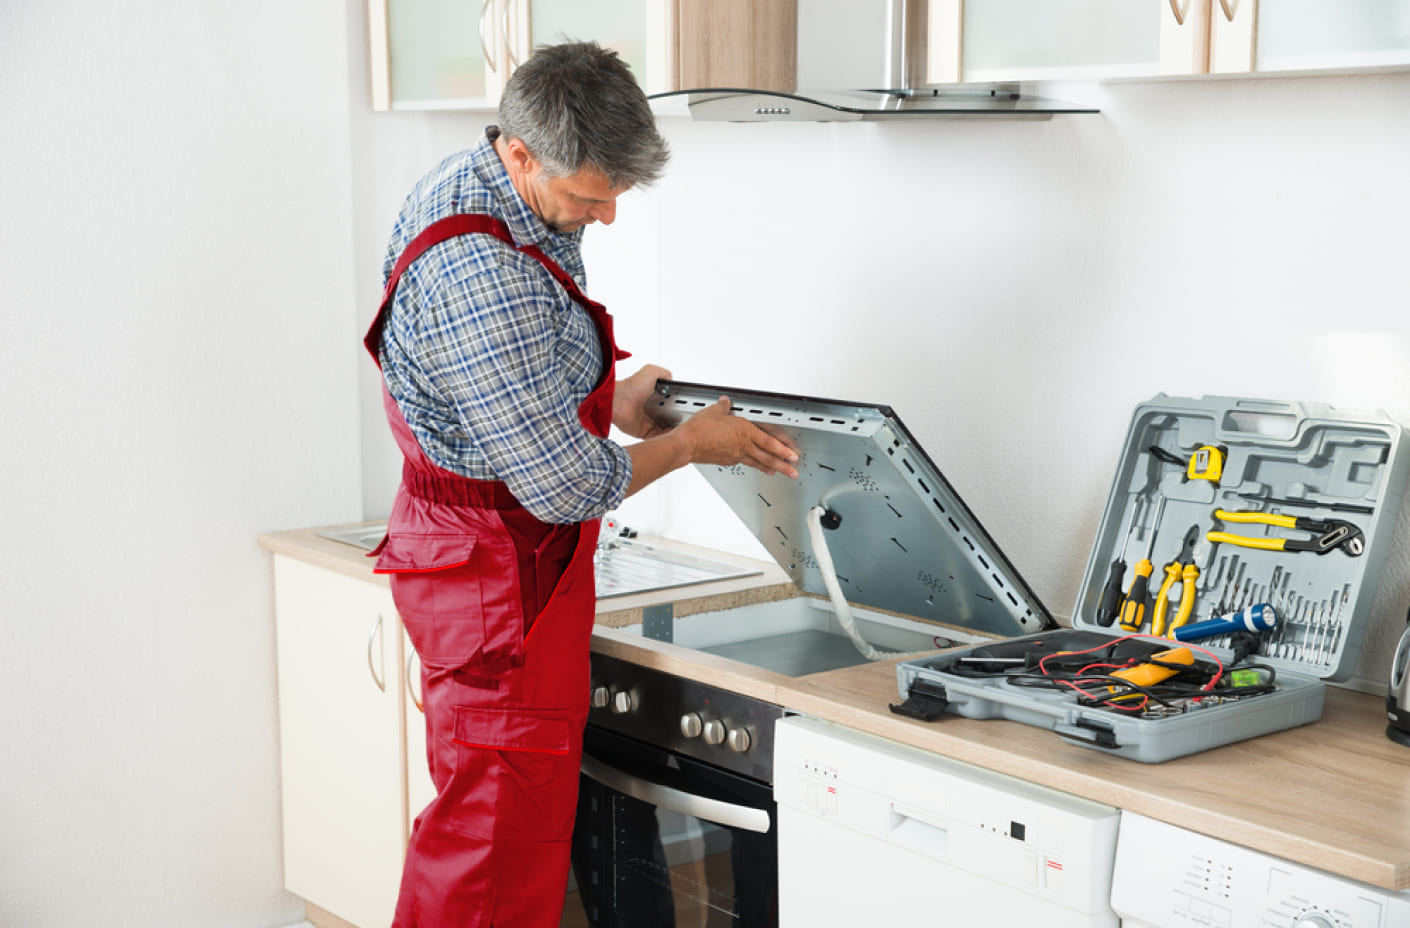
[773,715,1121,927]
[1112,812,1410,927]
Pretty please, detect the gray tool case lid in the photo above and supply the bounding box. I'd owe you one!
[646,380,1054,638]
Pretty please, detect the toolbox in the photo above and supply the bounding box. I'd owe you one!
[894,394,1409,762]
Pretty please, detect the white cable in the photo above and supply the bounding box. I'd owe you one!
[806,506,931,662]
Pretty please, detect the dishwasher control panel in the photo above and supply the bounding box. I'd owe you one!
[1111,813,1410,928]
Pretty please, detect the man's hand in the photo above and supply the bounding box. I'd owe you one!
[676,396,799,478]
[613,364,672,439]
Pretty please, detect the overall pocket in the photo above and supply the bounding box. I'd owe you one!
[449,705,580,840]
[378,532,523,670]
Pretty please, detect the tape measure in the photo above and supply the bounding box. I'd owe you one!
[1187,445,1226,484]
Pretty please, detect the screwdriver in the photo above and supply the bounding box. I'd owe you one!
[1118,497,1166,633]
[1096,499,1143,626]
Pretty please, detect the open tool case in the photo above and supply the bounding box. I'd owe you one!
[895,394,1409,762]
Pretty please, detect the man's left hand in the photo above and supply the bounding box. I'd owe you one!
[613,364,673,439]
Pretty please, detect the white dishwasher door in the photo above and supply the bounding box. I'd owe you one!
[774,716,1121,927]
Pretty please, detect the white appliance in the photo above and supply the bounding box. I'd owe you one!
[1112,812,1410,928]
[773,715,1122,927]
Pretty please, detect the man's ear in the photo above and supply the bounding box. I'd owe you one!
[502,136,536,175]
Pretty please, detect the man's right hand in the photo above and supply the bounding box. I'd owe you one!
[675,396,799,478]
[623,395,799,500]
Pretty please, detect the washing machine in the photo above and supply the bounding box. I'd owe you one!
[1111,812,1410,927]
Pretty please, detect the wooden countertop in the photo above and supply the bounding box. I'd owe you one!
[260,523,1410,892]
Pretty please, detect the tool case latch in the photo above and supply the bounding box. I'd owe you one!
[1055,720,1121,749]
[889,679,950,722]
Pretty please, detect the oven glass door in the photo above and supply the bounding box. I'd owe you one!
[567,724,778,928]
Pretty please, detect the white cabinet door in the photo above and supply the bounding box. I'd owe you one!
[274,556,407,928]
[1212,0,1410,74]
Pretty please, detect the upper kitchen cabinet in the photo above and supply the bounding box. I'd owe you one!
[368,0,674,111]
[928,0,1410,83]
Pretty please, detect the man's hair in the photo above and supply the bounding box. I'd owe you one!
[498,41,669,189]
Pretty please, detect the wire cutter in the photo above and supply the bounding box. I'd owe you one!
[1207,509,1365,557]
[1152,525,1200,638]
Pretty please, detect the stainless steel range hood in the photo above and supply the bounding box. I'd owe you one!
[651,86,1096,122]
[654,0,1097,123]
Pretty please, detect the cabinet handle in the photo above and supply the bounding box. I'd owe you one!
[502,0,519,69]
[366,613,386,692]
[479,0,498,71]
[1168,0,1188,26]
[1218,0,1236,21]
[406,650,424,713]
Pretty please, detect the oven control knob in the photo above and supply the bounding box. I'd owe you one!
[611,691,634,715]
[590,686,611,710]
[702,719,726,745]
[679,713,704,739]
[726,728,752,753]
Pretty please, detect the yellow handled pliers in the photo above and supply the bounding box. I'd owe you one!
[1207,509,1365,557]
[1151,525,1200,638]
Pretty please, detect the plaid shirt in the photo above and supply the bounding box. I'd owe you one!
[378,128,631,524]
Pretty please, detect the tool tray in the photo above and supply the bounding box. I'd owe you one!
[896,394,1408,762]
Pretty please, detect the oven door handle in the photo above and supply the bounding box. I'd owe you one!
[580,754,772,834]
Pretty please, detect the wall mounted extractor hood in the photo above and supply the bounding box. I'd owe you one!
[650,86,1097,122]
[654,0,1098,122]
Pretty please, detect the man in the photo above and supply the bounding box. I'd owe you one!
[363,42,798,928]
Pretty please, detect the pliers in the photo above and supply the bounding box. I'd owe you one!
[1206,509,1365,557]
[1152,525,1200,638]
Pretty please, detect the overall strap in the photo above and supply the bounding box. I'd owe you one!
[365,214,524,362]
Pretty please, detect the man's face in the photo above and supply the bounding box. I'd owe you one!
[527,161,628,234]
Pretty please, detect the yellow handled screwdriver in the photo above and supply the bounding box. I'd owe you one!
[1118,497,1166,632]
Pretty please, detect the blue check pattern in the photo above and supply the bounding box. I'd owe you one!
[378,129,631,523]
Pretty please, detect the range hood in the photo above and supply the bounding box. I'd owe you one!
[654,0,1097,122]
[650,87,1097,122]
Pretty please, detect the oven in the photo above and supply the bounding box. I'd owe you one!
[567,652,783,928]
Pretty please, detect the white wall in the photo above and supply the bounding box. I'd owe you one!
[1,2,360,926]
[360,71,1410,692]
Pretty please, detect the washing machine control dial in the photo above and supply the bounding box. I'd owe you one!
[1294,917,1335,928]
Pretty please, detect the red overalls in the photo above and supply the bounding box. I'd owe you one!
[364,214,627,928]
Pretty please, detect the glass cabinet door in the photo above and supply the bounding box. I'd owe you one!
[371,0,506,111]
[930,0,1209,82]
[1213,0,1410,73]
[528,0,652,83]
[958,0,1166,80]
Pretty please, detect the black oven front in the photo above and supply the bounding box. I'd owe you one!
[567,653,782,927]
